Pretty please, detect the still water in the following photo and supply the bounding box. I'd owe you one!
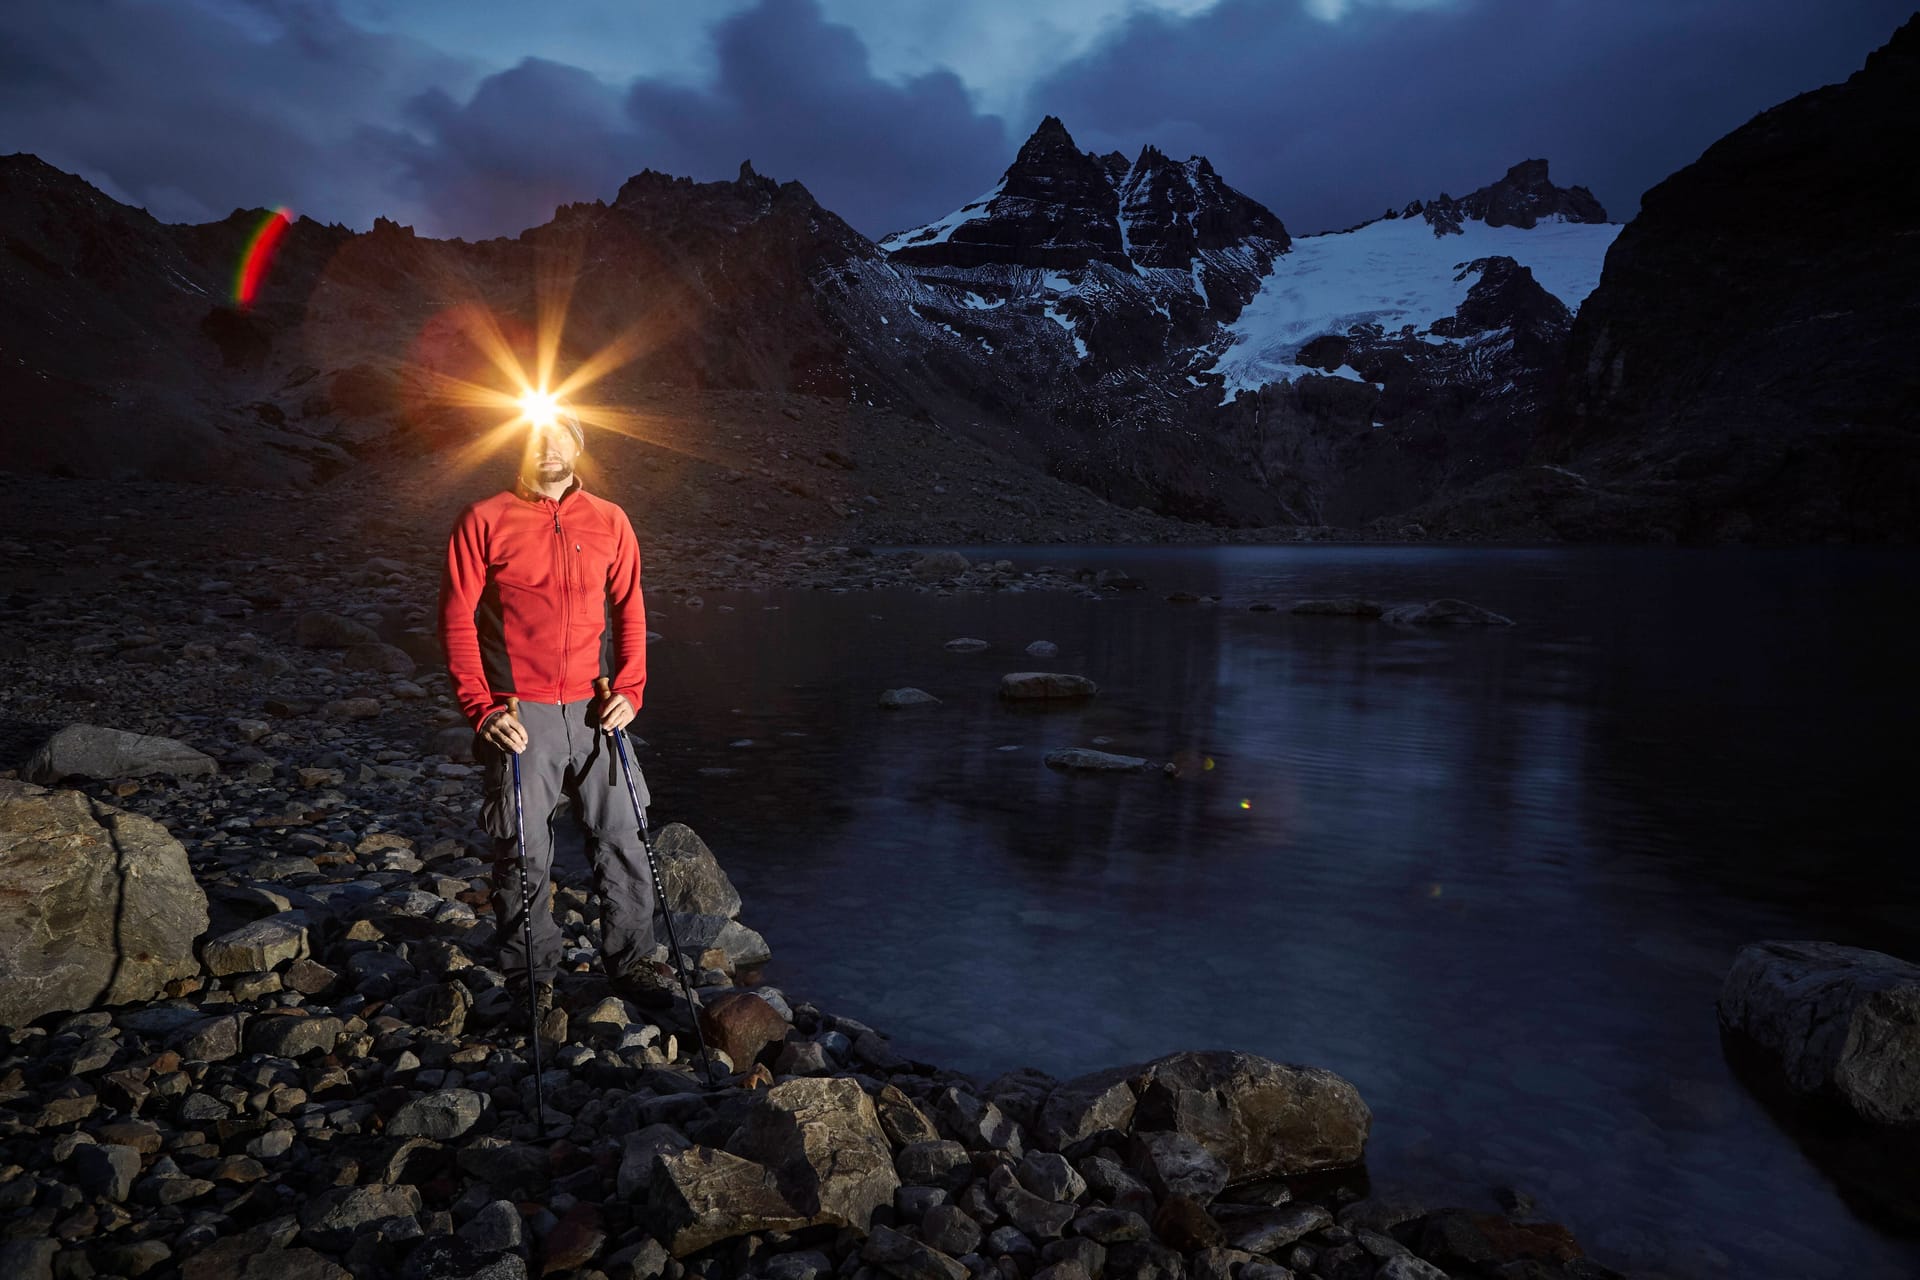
[622,544,1918,1280]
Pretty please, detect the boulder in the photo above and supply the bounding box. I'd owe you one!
[0,781,208,1026]
[879,688,941,709]
[651,824,744,918]
[1718,939,1920,1125]
[24,725,217,784]
[725,1076,901,1231]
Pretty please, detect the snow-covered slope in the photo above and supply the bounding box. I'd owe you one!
[1208,212,1621,399]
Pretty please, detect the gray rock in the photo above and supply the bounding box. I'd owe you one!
[299,1183,422,1250]
[998,672,1098,701]
[169,1015,243,1062]
[667,911,771,971]
[1718,939,1920,1124]
[246,1014,342,1058]
[1025,641,1059,657]
[24,725,217,783]
[457,1199,525,1253]
[894,1139,973,1191]
[389,1089,486,1140]
[1016,1151,1087,1203]
[617,1124,693,1199]
[0,781,209,1025]
[1128,1129,1230,1204]
[203,913,311,976]
[943,638,989,651]
[71,1142,140,1201]
[921,1202,983,1256]
[880,688,942,709]
[861,1223,968,1280]
[643,1145,810,1258]
[1222,1204,1333,1254]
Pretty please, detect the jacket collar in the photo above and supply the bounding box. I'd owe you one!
[512,473,584,505]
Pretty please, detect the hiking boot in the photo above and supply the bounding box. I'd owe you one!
[613,958,679,1009]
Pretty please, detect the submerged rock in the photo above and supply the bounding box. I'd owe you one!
[1719,939,1920,1125]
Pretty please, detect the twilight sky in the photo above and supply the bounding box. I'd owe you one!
[3,0,1911,242]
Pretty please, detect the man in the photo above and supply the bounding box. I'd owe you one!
[438,406,676,1012]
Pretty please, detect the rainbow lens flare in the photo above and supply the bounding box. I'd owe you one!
[235,206,293,308]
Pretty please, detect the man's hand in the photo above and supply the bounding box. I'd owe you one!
[480,708,529,753]
[596,692,635,734]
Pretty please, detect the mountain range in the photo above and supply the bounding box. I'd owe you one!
[2,12,1914,544]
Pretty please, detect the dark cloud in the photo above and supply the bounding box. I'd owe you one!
[1028,0,1919,234]
[2,0,1911,245]
[373,0,1008,240]
[0,0,474,226]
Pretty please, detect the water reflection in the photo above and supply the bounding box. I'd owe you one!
[622,544,1919,1279]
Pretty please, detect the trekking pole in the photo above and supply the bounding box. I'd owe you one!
[594,677,720,1087]
[504,695,548,1138]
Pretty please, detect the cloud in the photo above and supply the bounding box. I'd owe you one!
[320,0,1012,240]
[0,0,477,226]
[1028,0,1919,235]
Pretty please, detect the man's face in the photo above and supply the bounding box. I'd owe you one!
[524,423,580,485]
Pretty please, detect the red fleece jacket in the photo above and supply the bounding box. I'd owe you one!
[438,475,647,732]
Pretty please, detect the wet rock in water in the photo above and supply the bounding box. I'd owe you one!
[943,637,989,651]
[1718,939,1920,1124]
[24,724,218,783]
[1289,597,1384,617]
[644,1146,812,1257]
[726,1076,900,1230]
[998,672,1098,701]
[1044,748,1149,772]
[0,781,209,1024]
[1379,597,1514,625]
[879,687,941,709]
[1026,640,1059,657]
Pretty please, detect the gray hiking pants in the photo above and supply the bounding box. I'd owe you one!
[476,696,656,985]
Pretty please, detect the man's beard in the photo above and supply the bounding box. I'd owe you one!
[531,459,574,484]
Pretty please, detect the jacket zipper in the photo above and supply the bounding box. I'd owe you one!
[552,500,568,705]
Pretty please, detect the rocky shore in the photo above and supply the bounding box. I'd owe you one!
[0,463,1647,1280]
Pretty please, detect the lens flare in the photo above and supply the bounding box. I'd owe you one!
[235,206,293,309]
[519,388,561,429]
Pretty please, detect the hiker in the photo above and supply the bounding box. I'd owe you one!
[437,405,676,1011]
